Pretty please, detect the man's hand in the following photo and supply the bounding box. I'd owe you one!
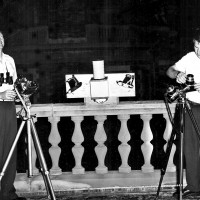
[176,72,187,84]
[0,90,17,100]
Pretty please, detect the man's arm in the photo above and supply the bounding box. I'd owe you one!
[166,65,180,79]
[166,65,186,84]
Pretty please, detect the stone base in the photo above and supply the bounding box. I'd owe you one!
[15,170,185,194]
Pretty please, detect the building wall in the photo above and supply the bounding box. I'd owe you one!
[1,1,181,103]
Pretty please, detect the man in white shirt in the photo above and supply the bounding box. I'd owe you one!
[166,27,200,198]
[0,32,26,200]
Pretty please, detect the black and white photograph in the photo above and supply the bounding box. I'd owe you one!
[0,0,199,199]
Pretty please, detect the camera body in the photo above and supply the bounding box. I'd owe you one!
[166,74,195,103]
[14,75,38,97]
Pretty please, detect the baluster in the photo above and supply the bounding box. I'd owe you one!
[48,116,62,174]
[163,113,176,172]
[94,115,108,174]
[118,115,131,173]
[71,116,85,174]
[140,114,154,172]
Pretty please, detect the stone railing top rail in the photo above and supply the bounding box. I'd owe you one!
[16,100,177,117]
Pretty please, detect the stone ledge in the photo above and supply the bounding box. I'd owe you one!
[14,170,184,195]
[17,185,176,199]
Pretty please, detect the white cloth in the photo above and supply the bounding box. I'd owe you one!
[0,53,17,93]
[174,52,200,104]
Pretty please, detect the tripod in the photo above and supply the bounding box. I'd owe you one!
[155,93,200,200]
[0,87,56,200]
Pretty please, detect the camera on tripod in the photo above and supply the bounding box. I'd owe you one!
[166,74,195,103]
[14,75,38,98]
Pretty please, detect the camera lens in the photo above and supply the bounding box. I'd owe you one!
[166,85,180,103]
[0,73,4,86]
[186,74,194,86]
[185,74,195,92]
[167,85,175,94]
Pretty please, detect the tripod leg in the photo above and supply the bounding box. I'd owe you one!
[27,119,33,177]
[178,102,184,200]
[155,97,177,199]
[185,100,200,141]
[0,120,26,190]
[155,175,164,200]
[156,99,184,200]
[29,118,56,200]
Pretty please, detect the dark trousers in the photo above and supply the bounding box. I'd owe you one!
[0,102,18,200]
[184,103,200,192]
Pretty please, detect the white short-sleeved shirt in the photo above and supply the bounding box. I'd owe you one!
[0,53,17,93]
[174,51,200,103]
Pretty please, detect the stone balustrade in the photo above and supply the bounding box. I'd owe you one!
[14,100,180,194]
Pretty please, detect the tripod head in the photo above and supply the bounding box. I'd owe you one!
[14,75,38,118]
[165,85,188,103]
[14,75,38,98]
[165,74,195,103]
